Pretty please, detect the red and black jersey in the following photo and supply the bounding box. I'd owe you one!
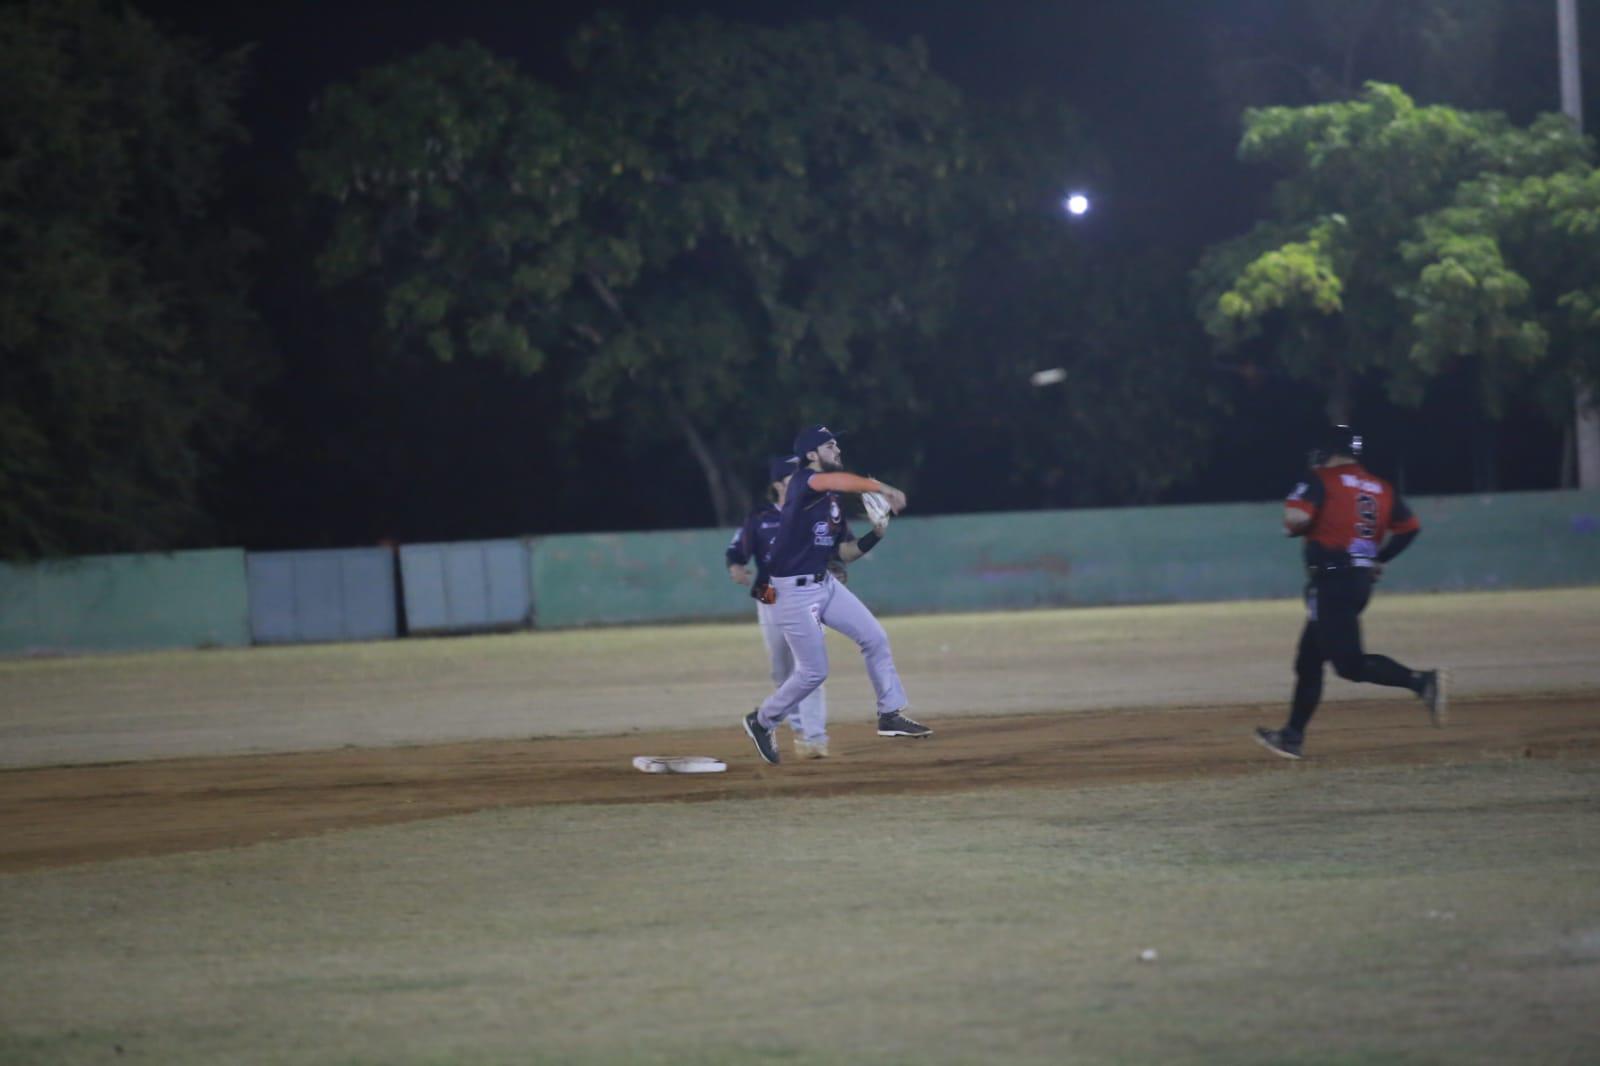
[1285,463,1419,568]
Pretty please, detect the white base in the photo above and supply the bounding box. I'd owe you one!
[632,755,727,774]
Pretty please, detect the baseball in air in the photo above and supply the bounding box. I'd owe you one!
[1030,367,1067,387]
[1063,193,1090,216]
[1138,948,1159,962]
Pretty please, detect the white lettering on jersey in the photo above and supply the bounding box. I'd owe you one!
[812,520,834,547]
[1339,473,1383,494]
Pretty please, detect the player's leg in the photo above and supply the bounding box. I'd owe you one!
[763,601,829,749]
[1284,609,1325,740]
[754,586,830,731]
[816,577,927,735]
[1256,583,1325,758]
[794,686,829,756]
[1323,573,1423,692]
[1330,573,1446,722]
[758,603,804,738]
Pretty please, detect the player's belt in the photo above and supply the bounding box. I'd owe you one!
[772,571,828,586]
[1307,559,1375,577]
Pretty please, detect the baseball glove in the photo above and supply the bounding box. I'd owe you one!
[861,490,892,532]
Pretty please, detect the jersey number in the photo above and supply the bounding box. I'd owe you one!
[1355,493,1379,539]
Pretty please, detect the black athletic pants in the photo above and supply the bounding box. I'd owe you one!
[1286,567,1421,739]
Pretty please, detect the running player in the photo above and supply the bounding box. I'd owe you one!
[726,455,831,758]
[1254,425,1446,760]
[741,425,928,765]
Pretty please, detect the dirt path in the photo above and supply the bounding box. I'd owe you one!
[3,694,1595,873]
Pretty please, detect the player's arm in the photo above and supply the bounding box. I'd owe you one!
[807,471,907,513]
[1376,495,1421,563]
[836,517,887,564]
[725,519,755,585]
[834,518,866,564]
[1283,474,1322,537]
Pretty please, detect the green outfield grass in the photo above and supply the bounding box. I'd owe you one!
[3,759,1597,1064]
[3,586,1598,768]
[1,587,1597,1062]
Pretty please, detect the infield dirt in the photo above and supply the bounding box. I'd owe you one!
[3,694,1597,872]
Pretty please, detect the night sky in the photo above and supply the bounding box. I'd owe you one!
[120,1,1594,547]
[159,1,1267,250]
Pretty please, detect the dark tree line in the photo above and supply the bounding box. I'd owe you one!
[3,0,1597,558]
[1,0,267,556]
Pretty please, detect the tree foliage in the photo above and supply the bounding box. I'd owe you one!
[302,42,592,375]
[306,16,1223,525]
[305,17,975,524]
[907,99,1217,509]
[0,0,267,558]
[1406,165,1600,420]
[1207,0,1512,115]
[1195,83,1588,422]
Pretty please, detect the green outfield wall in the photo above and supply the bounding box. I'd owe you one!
[528,490,1600,628]
[1,491,1594,652]
[0,549,250,655]
[530,530,738,629]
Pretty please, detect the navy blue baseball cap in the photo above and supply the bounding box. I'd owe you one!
[767,455,800,483]
[792,424,839,456]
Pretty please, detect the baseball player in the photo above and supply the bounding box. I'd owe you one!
[1254,424,1446,760]
[726,455,832,758]
[741,424,929,765]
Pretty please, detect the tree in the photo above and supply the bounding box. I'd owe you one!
[565,14,976,522]
[0,0,267,558]
[906,99,1218,510]
[303,18,974,526]
[1405,164,1600,468]
[1195,83,1588,424]
[1207,0,1512,115]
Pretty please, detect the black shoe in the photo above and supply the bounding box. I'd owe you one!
[1253,727,1303,761]
[1418,669,1448,727]
[877,711,932,738]
[744,710,780,765]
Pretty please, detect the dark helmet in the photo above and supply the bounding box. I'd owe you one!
[767,454,800,484]
[1308,424,1363,466]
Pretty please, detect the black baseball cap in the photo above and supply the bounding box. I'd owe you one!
[767,455,800,483]
[792,424,839,456]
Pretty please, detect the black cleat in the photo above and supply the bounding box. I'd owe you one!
[1418,669,1448,727]
[1253,727,1303,761]
[877,711,932,738]
[744,710,780,765]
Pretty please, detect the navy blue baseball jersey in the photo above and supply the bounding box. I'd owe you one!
[766,469,856,578]
[727,503,786,595]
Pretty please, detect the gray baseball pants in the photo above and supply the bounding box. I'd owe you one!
[755,572,908,730]
[757,601,828,743]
